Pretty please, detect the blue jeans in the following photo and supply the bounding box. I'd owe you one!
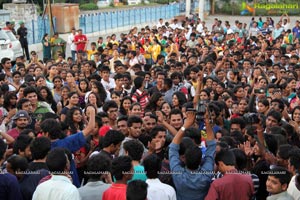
[71,50,76,61]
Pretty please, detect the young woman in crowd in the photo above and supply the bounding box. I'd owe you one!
[145,92,164,112]
[60,91,80,121]
[52,76,63,103]
[56,86,70,115]
[38,86,57,113]
[119,96,132,116]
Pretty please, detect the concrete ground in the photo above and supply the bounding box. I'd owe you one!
[33,14,300,60]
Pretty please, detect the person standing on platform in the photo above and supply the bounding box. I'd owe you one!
[74,29,88,58]
[67,27,77,62]
[17,21,30,60]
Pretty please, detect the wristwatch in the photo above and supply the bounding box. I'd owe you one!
[180,126,186,132]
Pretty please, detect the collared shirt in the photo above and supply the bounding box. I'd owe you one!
[205,169,254,200]
[32,175,81,200]
[169,140,216,200]
[78,181,111,200]
[287,175,300,200]
[146,178,177,200]
[102,183,127,200]
[267,191,294,200]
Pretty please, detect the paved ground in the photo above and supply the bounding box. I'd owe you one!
[35,14,300,59]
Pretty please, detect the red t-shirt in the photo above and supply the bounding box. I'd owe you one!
[74,34,87,51]
[103,183,127,200]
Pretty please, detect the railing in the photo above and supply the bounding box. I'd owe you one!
[79,3,180,34]
[24,16,56,45]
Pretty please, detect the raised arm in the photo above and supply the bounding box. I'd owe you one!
[172,111,195,145]
[82,106,96,136]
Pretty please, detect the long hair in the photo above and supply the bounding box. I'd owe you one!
[119,96,133,116]
[3,92,17,111]
[38,86,55,104]
[92,81,107,104]
[87,92,102,108]
[145,92,163,112]
[63,106,84,135]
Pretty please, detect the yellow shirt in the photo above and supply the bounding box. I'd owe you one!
[86,49,97,60]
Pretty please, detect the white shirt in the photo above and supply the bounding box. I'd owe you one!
[101,78,115,91]
[67,33,77,51]
[32,175,81,200]
[196,23,204,33]
[146,178,177,200]
[287,175,300,200]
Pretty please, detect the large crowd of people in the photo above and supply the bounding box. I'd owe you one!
[0,13,300,200]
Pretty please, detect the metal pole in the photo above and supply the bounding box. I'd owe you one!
[199,0,204,20]
[186,0,191,17]
[48,0,53,36]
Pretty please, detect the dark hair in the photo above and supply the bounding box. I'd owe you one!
[267,167,291,185]
[266,110,282,125]
[123,140,144,161]
[278,144,293,160]
[119,96,133,115]
[127,115,143,127]
[23,86,38,97]
[87,92,103,108]
[102,130,125,148]
[46,148,68,173]
[185,127,202,145]
[78,79,89,92]
[149,125,166,139]
[1,57,10,65]
[102,100,118,113]
[292,106,300,121]
[13,134,33,155]
[30,137,51,160]
[185,145,202,170]
[63,107,84,134]
[87,154,111,180]
[12,71,21,78]
[111,156,132,181]
[133,76,144,89]
[143,154,162,179]
[172,91,187,108]
[127,180,148,200]
[38,86,55,105]
[91,81,107,103]
[0,139,7,160]
[271,99,284,111]
[145,92,163,112]
[3,92,17,111]
[215,150,236,166]
[230,117,246,130]
[169,108,183,119]
[7,155,28,173]
[20,129,35,137]
[288,148,300,171]
[230,148,247,170]
[40,119,63,140]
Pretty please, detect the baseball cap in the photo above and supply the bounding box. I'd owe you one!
[99,125,112,137]
[19,21,24,25]
[12,110,31,122]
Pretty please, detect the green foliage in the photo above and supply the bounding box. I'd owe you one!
[79,2,98,10]
[109,0,115,7]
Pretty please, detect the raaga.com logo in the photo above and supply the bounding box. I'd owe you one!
[240,2,254,15]
[241,2,299,15]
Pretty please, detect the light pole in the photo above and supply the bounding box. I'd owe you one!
[186,0,191,17]
[199,0,204,20]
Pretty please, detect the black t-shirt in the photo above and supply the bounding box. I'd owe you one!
[27,162,49,171]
